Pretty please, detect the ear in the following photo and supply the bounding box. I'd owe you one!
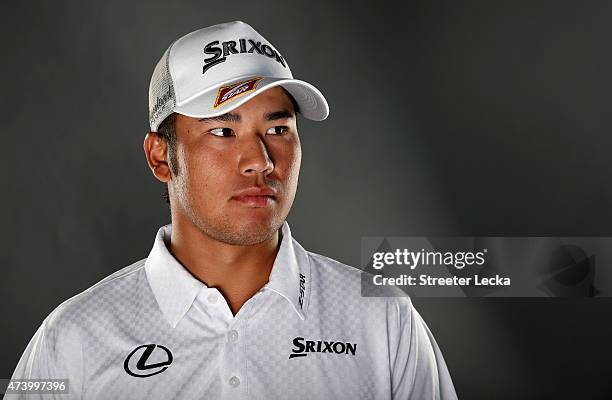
[143,132,172,183]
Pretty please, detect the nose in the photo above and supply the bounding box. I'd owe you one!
[238,135,274,176]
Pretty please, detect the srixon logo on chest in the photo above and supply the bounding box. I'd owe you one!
[289,337,357,359]
[203,38,287,74]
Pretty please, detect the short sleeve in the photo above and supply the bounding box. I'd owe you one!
[388,297,458,400]
[4,308,84,400]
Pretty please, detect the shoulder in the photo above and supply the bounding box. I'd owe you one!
[39,258,147,336]
[13,258,148,377]
[306,250,363,280]
[305,249,413,314]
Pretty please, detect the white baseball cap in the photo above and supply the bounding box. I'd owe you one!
[148,21,329,132]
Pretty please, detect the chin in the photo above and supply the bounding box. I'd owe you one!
[203,217,284,246]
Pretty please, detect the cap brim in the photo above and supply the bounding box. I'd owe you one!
[173,77,329,121]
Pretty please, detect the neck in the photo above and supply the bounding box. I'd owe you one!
[167,212,281,315]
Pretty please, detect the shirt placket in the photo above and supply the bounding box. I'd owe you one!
[195,287,263,400]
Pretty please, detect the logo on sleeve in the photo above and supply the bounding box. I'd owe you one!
[289,337,357,359]
[213,77,263,109]
[124,344,173,377]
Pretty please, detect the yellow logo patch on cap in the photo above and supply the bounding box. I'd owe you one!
[213,77,263,109]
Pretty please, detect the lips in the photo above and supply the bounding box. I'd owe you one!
[231,187,276,207]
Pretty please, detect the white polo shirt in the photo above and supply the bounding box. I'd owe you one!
[6,222,457,400]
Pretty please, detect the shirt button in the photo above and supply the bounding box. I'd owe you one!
[228,329,239,342]
[207,294,218,304]
[228,376,240,388]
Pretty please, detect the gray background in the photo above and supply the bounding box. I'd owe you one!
[2,1,611,399]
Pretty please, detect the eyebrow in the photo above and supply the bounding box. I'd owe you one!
[264,109,295,121]
[197,109,294,124]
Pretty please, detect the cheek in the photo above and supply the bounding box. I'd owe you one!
[287,145,301,187]
[273,138,301,192]
[176,143,229,202]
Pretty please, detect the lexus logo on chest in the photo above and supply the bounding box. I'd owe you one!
[124,344,173,377]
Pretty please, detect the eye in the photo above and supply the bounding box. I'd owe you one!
[266,126,289,135]
[209,127,235,137]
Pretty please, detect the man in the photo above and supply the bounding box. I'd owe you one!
[6,21,457,399]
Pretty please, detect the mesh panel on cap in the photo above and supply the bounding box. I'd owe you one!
[149,45,176,132]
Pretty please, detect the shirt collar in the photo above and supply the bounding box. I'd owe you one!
[264,221,311,320]
[145,220,311,328]
[144,224,205,328]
